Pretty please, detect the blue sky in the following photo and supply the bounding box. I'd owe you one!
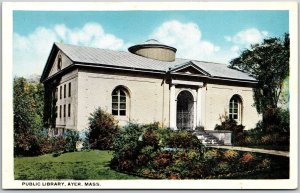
[13,10,289,77]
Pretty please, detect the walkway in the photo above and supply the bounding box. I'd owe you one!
[210,145,289,157]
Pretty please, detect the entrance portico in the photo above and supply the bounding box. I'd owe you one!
[169,79,204,130]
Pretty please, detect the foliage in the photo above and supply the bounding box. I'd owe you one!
[87,108,119,150]
[214,113,244,145]
[38,130,80,156]
[230,33,289,117]
[235,107,290,147]
[165,130,203,149]
[256,108,290,134]
[14,150,141,180]
[13,77,45,156]
[64,130,79,152]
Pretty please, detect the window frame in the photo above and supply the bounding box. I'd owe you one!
[68,82,71,97]
[60,86,62,99]
[64,84,66,98]
[59,105,62,118]
[57,55,62,70]
[229,95,242,122]
[68,103,71,117]
[55,88,58,100]
[64,104,66,118]
[112,87,128,116]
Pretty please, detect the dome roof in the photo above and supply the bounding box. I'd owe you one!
[128,39,177,53]
[128,39,177,62]
[142,39,162,45]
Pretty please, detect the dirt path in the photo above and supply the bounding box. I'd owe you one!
[210,145,289,157]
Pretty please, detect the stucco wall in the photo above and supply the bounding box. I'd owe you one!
[51,66,260,132]
[48,51,73,77]
[76,69,170,131]
[204,83,261,130]
[135,47,175,62]
[55,69,78,130]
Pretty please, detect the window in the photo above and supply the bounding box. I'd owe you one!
[229,95,242,121]
[68,104,71,117]
[64,104,66,117]
[55,106,58,118]
[68,82,71,97]
[55,88,58,100]
[60,86,62,99]
[57,55,62,70]
[64,85,66,98]
[59,105,62,118]
[112,87,128,116]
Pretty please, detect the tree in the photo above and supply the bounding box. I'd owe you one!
[87,108,119,150]
[230,33,289,118]
[13,77,45,156]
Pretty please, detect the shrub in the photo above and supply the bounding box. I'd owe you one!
[261,108,290,134]
[87,108,119,150]
[52,152,62,157]
[110,122,283,179]
[110,122,143,171]
[142,128,159,149]
[240,153,255,164]
[203,149,221,161]
[51,137,67,153]
[223,150,239,160]
[165,131,202,149]
[215,114,245,145]
[39,137,53,154]
[64,130,79,152]
[153,152,172,168]
[213,161,231,174]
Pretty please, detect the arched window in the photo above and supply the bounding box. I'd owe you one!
[229,95,242,122]
[57,55,62,70]
[112,87,129,116]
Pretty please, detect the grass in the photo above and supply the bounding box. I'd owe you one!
[14,150,142,180]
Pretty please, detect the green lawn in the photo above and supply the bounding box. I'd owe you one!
[14,150,142,180]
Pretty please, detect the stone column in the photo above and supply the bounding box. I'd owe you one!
[193,100,197,130]
[169,84,177,129]
[196,86,202,127]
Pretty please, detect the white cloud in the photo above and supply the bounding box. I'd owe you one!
[230,45,240,53]
[225,28,269,47]
[223,28,269,62]
[150,20,220,61]
[13,23,127,77]
[224,36,232,42]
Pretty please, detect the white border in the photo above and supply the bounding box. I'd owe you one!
[2,1,298,189]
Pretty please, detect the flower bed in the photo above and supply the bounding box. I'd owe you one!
[110,122,289,179]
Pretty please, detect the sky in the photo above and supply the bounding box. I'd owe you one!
[13,10,289,77]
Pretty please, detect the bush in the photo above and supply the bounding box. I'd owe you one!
[215,114,245,145]
[223,150,239,161]
[238,108,290,147]
[111,122,204,175]
[64,130,79,152]
[142,127,159,149]
[110,122,143,171]
[261,108,290,133]
[87,108,119,150]
[110,122,279,179]
[165,130,202,149]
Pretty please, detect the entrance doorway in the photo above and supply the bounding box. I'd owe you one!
[176,90,194,130]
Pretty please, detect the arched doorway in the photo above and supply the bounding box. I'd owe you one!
[176,90,194,130]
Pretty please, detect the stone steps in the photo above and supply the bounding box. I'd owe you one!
[192,131,224,146]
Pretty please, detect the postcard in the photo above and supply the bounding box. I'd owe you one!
[2,1,298,189]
